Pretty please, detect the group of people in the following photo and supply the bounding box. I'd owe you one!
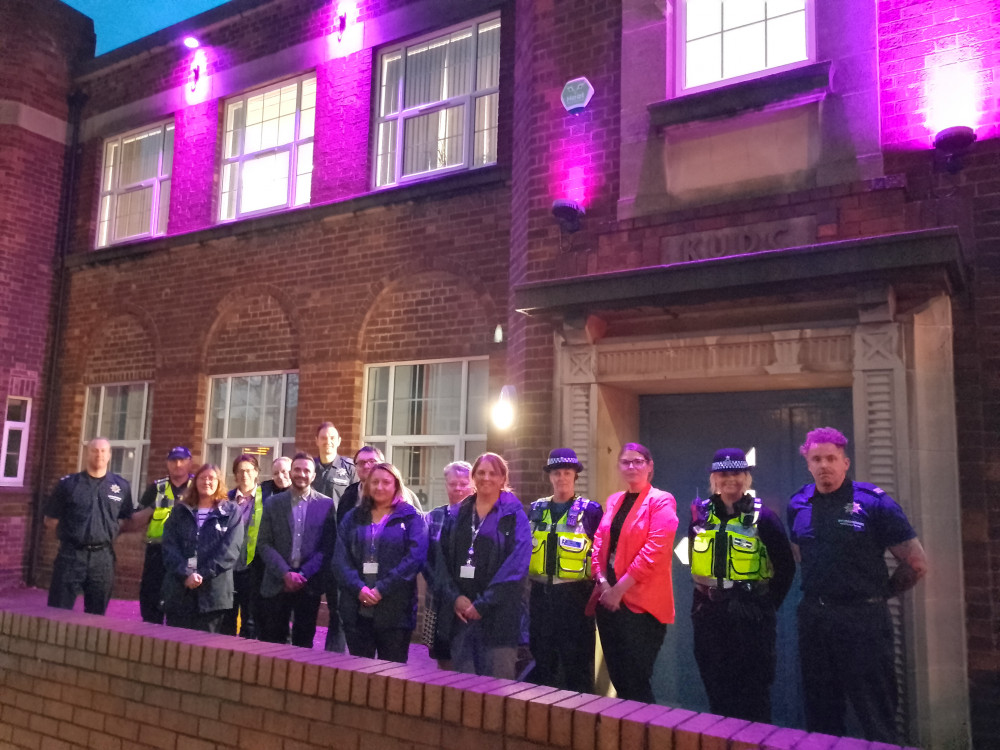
[43,423,927,744]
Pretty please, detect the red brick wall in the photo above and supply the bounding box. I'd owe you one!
[0,0,93,592]
[0,602,896,750]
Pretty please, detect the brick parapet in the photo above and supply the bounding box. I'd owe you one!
[0,600,921,750]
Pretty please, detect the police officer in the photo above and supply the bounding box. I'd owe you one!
[312,421,356,652]
[689,448,794,723]
[788,427,928,743]
[526,448,603,693]
[133,446,193,624]
[44,437,135,615]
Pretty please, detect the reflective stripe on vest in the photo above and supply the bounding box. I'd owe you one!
[690,496,772,586]
[146,480,180,541]
[529,496,593,581]
[244,485,263,564]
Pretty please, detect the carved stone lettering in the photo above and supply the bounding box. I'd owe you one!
[659,216,817,265]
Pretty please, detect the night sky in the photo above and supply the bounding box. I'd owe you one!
[62,0,232,55]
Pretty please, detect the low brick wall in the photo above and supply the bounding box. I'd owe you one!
[0,600,916,750]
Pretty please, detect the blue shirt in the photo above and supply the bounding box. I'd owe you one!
[788,479,916,600]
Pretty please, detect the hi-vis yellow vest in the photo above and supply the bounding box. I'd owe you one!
[242,486,264,564]
[529,497,594,581]
[690,496,772,586]
[146,479,187,541]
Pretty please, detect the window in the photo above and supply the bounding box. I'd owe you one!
[96,122,174,247]
[1,397,31,486]
[205,372,298,477]
[82,383,152,491]
[374,16,501,188]
[679,0,811,93]
[363,358,488,508]
[220,74,316,220]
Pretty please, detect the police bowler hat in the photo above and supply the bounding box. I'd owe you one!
[544,448,583,473]
[167,446,192,460]
[710,448,751,472]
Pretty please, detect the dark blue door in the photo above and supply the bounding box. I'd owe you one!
[639,388,853,728]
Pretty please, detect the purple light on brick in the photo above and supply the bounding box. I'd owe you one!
[924,63,982,140]
[183,36,200,49]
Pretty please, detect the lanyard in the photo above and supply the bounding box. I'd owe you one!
[367,512,391,562]
[466,511,485,565]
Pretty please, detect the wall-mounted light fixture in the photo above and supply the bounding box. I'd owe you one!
[491,385,516,430]
[493,324,504,344]
[183,36,200,49]
[934,126,977,173]
[334,3,348,40]
[552,199,585,233]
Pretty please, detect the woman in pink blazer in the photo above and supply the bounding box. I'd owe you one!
[591,442,678,702]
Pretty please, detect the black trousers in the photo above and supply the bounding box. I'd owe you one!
[528,580,596,693]
[166,609,226,633]
[259,589,322,648]
[343,618,412,663]
[798,597,898,743]
[595,604,666,703]
[323,586,346,652]
[692,594,776,723]
[48,546,114,615]
[139,543,166,624]
[221,562,261,638]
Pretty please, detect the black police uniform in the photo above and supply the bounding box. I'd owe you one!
[312,454,357,652]
[788,478,916,743]
[45,471,134,615]
[526,496,604,694]
[137,478,191,624]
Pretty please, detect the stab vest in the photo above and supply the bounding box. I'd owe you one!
[529,496,594,581]
[690,495,772,587]
[146,479,188,541]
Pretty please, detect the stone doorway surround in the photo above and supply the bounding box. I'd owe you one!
[553,294,969,748]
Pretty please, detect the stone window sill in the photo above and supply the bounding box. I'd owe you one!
[648,61,832,129]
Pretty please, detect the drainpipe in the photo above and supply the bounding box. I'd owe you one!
[27,88,87,587]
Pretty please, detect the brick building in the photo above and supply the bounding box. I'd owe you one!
[0,0,996,745]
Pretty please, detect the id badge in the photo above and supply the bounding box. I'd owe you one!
[187,557,197,572]
[363,562,379,575]
[460,564,476,579]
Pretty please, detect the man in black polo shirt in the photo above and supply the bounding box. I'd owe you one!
[312,421,356,652]
[44,437,135,615]
[787,427,928,743]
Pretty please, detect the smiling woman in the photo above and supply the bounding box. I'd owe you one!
[62,0,231,55]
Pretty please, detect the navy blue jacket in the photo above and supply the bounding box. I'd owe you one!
[433,492,531,647]
[161,500,244,615]
[333,501,427,630]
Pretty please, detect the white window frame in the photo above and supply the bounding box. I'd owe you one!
[676,0,815,96]
[219,73,316,221]
[0,397,31,487]
[96,121,174,248]
[80,383,153,491]
[373,14,501,188]
[362,357,488,508]
[204,371,299,476]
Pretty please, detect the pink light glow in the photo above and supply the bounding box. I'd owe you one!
[924,63,983,138]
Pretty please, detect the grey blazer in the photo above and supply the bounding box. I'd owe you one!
[257,488,336,599]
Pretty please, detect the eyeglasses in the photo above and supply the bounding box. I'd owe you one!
[618,458,648,468]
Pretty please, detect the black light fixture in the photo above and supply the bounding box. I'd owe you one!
[552,199,585,233]
[934,126,977,173]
